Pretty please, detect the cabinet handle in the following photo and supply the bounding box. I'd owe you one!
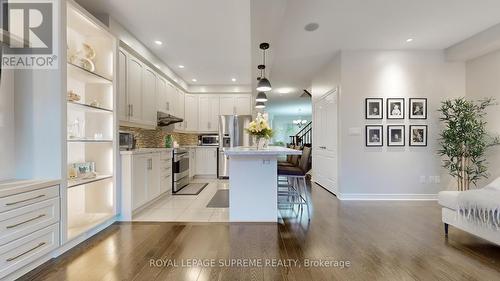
[166,102,169,111]
[5,195,45,206]
[233,106,236,115]
[6,242,46,262]
[6,214,46,229]
[208,122,211,129]
[130,104,134,117]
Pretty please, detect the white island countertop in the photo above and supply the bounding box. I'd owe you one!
[224,146,302,156]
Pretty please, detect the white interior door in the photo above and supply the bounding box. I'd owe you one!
[312,90,339,195]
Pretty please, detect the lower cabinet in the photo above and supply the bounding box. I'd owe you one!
[195,148,217,176]
[121,150,173,220]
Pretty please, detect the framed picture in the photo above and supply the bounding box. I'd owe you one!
[387,98,405,119]
[387,125,405,146]
[365,98,383,119]
[409,98,427,119]
[366,125,383,147]
[409,125,428,146]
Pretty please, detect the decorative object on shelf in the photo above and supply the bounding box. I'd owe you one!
[69,162,97,180]
[165,135,173,148]
[365,98,383,119]
[256,42,272,92]
[409,98,427,119]
[409,125,428,147]
[366,125,383,147]
[67,118,84,139]
[387,125,405,146]
[387,98,405,119]
[67,90,81,102]
[245,113,274,150]
[69,43,97,72]
[438,97,500,191]
[90,100,100,107]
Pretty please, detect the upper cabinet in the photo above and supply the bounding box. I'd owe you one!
[157,77,172,115]
[219,94,252,115]
[141,66,157,127]
[184,94,199,131]
[198,95,220,132]
[174,89,185,131]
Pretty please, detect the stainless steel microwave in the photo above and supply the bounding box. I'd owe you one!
[119,131,135,151]
[200,135,219,146]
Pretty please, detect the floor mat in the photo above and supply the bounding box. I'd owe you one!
[206,189,229,208]
[174,183,209,195]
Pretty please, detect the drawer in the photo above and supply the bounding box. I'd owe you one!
[0,186,59,213]
[0,198,60,246]
[160,152,173,161]
[0,223,59,278]
[161,169,172,178]
[160,159,172,168]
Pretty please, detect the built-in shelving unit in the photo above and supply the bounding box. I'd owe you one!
[65,2,117,242]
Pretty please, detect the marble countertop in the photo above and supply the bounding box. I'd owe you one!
[181,145,218,149]
[224,146,302,156]
[120,148,174,155]
[0,179,61,197]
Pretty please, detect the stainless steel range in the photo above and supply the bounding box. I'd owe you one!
[172,148,189,193]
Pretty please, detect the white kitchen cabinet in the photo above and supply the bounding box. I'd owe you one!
[188,148,196,179]
[195,148,218,176]
[131,155,148,209]
[175,89,185,131]
[142,66,157,127]
[118,50,128,121]
[126,54,144,124]
[148,154,161,200]
[157,76,168,114]
[159,151,173,194]
[234,95,252,115]
[219,94,252,115]
[312,91,338,195]
[198,95,220,132]
[184,94,199,131]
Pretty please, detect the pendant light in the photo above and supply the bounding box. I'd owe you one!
[256,43,272,92]
[256,91,268,102]
[255,101,266,109]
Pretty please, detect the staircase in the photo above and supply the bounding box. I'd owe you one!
[289,121,312,147]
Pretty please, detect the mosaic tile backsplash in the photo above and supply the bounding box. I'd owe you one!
[120,126,199,148]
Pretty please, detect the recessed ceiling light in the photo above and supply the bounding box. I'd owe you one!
[191,78,197,82]
[304,22,319,32]
[231,78,237,82]
[406,38,414,42]
[154,40,163,45]
[178,65,185,69]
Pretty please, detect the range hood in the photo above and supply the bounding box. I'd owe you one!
[157,111,183,127]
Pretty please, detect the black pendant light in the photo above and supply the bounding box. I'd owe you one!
[256,43,272,92]
[255,101,266,109]
[256,91,268,102]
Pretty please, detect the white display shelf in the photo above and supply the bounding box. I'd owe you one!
[67,213,114,240]
[67,174,113,188]
[67,62,113,84]
[67,101,113,113]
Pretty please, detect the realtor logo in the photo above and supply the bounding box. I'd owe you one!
[1,0,57,69]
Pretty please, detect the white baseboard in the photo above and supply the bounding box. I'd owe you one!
[338,193,438,201]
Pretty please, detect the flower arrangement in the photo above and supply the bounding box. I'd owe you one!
[246,113,274,139]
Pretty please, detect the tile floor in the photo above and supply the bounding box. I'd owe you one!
[133,178,230,222]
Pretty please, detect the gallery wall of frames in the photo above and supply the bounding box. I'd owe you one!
[365,98,428,147]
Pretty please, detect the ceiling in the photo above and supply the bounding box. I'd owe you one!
[77,0,500,115]
[76,0,251,86]
[250,0,500,111]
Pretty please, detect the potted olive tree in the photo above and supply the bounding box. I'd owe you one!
[438,97,500,191]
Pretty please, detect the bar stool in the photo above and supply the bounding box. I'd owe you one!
[277,147,311,219]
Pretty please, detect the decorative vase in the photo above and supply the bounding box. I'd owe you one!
[256,137,268,150]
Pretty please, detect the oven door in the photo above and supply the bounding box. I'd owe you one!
[173,152,189,192]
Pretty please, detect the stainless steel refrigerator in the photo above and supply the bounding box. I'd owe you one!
[218,115,254,178]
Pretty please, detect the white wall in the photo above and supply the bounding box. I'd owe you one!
[0,70,15,180]
[311,50,466,198]
[466,50,500,186]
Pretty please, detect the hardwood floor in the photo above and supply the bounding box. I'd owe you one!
[20,183,500,281]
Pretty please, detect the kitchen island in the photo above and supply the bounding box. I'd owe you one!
[224,146,302,222]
